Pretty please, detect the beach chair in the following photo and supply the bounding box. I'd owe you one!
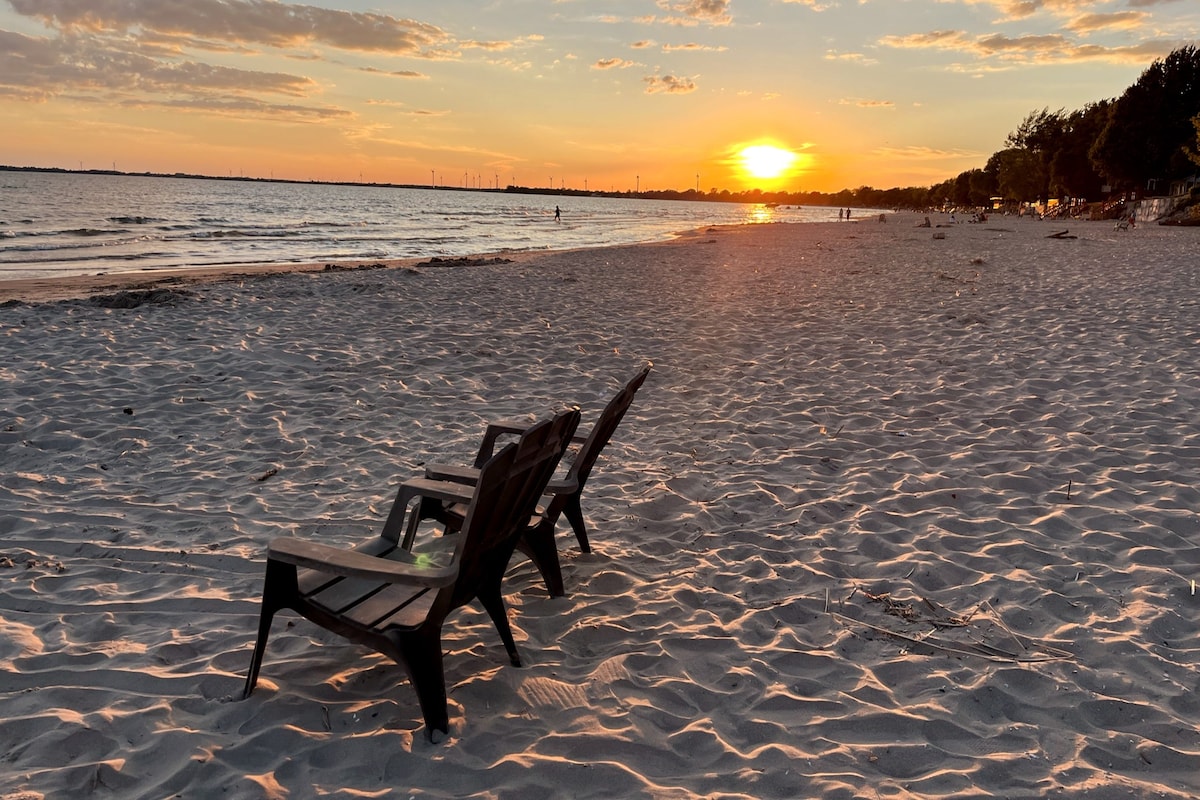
[241,407,581,741]
[422,364,651,597]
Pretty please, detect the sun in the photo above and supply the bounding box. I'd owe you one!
[738,144,797,180]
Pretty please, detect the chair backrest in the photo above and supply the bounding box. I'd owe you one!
[459,407,582,557]
[566,364,651,489]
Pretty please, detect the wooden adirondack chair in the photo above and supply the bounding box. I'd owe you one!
[241,407,581,741]
[423,364,651,597]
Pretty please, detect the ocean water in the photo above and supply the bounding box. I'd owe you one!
[0,170,856,281]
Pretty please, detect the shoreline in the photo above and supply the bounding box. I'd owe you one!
[0,217,893,305]
[0,227,736,305]
[0,251,544,305]
[3,215,1198,798]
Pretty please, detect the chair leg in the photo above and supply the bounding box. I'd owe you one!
[517,525,565,598]
[562,494,591,553]
[243,559,292,698]
[395,630,450,742]
[243,607,274,699]
[476,575,522,666]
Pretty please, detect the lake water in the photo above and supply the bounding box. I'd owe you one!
[0,170,858,281]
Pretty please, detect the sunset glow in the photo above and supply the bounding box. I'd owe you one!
[0,2,1196,193]
[737,145,797,181]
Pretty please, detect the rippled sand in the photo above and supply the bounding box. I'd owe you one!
[2,215,1198,798]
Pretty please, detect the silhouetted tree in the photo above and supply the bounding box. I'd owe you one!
[1091,45,1200,191]
[1048,101,1111,200]
[994,148,1042,203]
[964,169,995,206]
[1006,108,1066,203]
[1187,113,1200,168]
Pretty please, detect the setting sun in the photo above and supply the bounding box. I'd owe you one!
[737,145,797,180]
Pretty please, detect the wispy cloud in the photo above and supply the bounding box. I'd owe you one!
[961,0,1186,26]
[129,95,350,120]
[356,67,428,78]
[879,27,1183,65]
[1065,11,1148,33]
[7,0,452,55]
[654,0,733,26]
[0,29,316,96]
[662,42,728,52]
[594,58,640,69]
[824,50,879,66]
[840,97,896,109]
[873,144,985,161]
[644,74,698,94]
[0,0,480,122]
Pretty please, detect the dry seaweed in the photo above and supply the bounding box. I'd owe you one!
[834,585,1071,664]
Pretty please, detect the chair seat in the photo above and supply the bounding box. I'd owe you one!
[296,535,460,630]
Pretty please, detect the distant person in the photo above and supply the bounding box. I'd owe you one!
[845,208,852,220]
[917,216,932,228]
[554,205,561,222]
[838,208,844,221]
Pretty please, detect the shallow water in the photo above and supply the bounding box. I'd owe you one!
[0,170,855,280]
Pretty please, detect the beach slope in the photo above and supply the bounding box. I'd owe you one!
[2,217,1198,798]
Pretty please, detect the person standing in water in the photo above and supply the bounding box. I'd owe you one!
[554,205,561,222]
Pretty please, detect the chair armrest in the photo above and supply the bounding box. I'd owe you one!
[545,476,580,495]
[379,478,476,545]
[473,420,531,467]
[423,463,480,486]
[398,477,475,505]
[267,537,459,587]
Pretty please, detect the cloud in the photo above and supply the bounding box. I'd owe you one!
[7,0,452,55]
[958,0,1094,21]
[594,58,639,69]
[0,26,357,124]
[129,95,350,120]
[459,40,515,52]
[0,29,315,96]
[356,67,428,78]
[873,145,985,161]
[643,74,698,94]
[662,42,728,52]
[879,27,1184,65]
[840,97,896,109]
[0,0,510,125]
[959,0,1184,24]
[654,0,733,26]
[365,99,447,116]
[824,50,879,66]
[1065,11,1148,33]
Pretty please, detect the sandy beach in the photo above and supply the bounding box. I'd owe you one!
[2,215,1198,798]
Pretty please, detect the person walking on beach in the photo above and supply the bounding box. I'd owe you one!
[554,205,561,222]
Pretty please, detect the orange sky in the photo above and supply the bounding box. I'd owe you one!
[1,1,1197,193]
